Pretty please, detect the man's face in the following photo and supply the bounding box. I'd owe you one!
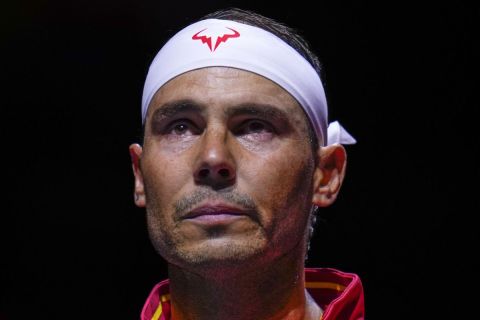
[138,67,316,275]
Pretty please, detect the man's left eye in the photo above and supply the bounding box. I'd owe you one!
[241,120,274,134]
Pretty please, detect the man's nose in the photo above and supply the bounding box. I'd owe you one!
[193,128,236,189]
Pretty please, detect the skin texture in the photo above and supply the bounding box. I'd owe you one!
[130,67,347,320]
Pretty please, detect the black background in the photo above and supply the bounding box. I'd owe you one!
[1,1,478,319]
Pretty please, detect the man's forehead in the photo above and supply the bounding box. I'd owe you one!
[147,67,305,119]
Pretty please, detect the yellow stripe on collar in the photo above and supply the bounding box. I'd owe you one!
[305,281,346,291]
[151,294,170,320]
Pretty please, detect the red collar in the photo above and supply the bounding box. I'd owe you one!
[141,268,364,320]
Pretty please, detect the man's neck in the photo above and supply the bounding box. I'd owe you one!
[167,246,322,320]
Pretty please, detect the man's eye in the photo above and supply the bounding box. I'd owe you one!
[167,120,197,135]
[173,123,188,134]
[242,120,273,134]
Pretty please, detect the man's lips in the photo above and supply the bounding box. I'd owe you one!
[182,202,254,222]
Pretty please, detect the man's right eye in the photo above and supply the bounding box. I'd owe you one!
[166,120,198,136]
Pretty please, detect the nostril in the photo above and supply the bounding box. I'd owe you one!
[199,168,209,178]
[218,168,230,178]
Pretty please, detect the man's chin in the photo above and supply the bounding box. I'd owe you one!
[166,237,269,277]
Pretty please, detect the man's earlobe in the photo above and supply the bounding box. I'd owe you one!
[312,144,347,207]
[129,143,146,207]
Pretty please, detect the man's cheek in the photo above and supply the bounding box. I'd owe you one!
[146,162,186,197]
[257,157,302,194]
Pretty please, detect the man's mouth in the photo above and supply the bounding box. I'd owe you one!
[182,201,254,225]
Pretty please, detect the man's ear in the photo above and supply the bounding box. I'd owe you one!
[129,143,146,207]
[312,143,347,207]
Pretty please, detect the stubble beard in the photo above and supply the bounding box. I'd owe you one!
[144,186,273,278]
[146,210,272,278]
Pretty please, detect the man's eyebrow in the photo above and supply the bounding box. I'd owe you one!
[150,100,292,125]
[151,99,205,120]
[225,103,291,123]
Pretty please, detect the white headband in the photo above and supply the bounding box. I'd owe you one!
[142,19,356,146]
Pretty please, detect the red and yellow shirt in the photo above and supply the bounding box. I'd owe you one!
[141,268,364,320]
